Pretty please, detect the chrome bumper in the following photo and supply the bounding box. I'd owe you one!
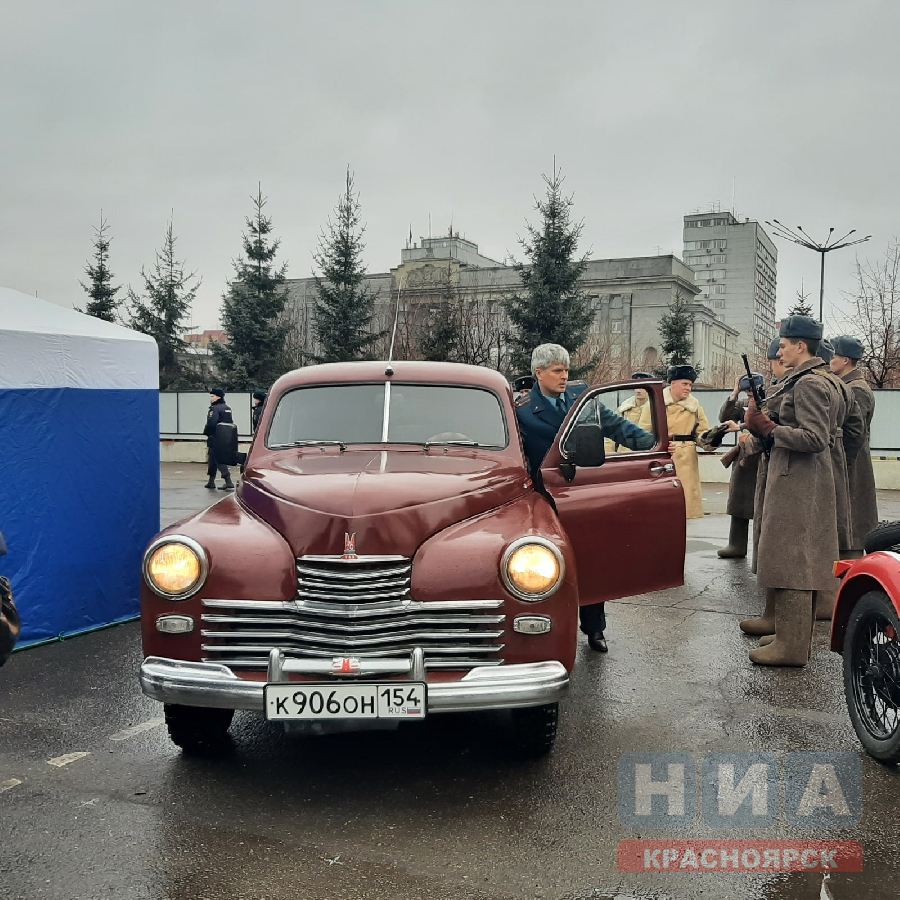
[138,655,569,713]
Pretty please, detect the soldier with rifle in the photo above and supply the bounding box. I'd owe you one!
[741,315,843,667]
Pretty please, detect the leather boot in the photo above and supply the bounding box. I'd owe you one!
[718,517,750,559]
[740,589,776,636]
[749,590,813,667]
[219,472,235,491]
[204,480,216,489]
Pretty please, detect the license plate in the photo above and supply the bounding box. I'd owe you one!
[264,682,427,720]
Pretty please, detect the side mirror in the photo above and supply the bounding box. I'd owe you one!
[559,424,605,482]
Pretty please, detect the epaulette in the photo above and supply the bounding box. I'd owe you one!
[515,390,532,407]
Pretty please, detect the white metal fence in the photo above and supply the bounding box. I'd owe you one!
[160,388,900,453]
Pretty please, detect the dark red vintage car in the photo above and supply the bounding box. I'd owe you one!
[139,362,685,756]
[832,522,900,764]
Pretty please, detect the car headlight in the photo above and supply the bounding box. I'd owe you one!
[143,536,208,599]
[501,537,565,601]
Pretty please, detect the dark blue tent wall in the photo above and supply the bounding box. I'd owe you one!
[0,387,160,645]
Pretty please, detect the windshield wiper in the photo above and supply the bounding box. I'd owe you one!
[270,439,346,451]
[423,439,480,450]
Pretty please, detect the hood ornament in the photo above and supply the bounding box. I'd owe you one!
[342,532,358,560]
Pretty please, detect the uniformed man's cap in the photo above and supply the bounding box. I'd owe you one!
[667,365,697,383]
[513,374,535,392]
[779,315,823,341]
[817,338,835,364]
[252,390,267,401]
[631,371,653,380]
[210,388,225,398]
[831,335,864,360]
[767,337,781,360]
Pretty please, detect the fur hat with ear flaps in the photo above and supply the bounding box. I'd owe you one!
[667,365,697,384]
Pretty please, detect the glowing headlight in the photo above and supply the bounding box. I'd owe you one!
[143,537,208,599]
[502,538,565,601]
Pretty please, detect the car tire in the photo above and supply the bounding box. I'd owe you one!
[842,590,900,765]
[510,703,559,758]
[164,704,234,756]
[863,521,900,554]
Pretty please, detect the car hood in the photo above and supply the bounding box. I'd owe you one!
[238,448,529,558]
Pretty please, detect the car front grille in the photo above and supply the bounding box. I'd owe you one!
[295,554,412,603]
[200,598,506,671]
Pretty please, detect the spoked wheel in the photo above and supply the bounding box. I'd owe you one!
[843,590,900,764]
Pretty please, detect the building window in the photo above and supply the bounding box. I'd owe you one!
[642,346,659,368]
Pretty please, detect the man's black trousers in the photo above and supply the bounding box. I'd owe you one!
[207,448,230,479]
[579,602,607,634]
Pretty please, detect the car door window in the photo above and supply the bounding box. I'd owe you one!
[561,386,658,458]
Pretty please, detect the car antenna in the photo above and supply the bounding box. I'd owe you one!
[385,282,401,377]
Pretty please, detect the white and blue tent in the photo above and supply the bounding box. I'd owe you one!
[0,286,160,646]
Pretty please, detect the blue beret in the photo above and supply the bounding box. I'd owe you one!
[667,365,697,383]
[767,338,781,360]
[817,339,835,364]
[831,335,864,360]
[779,315,823,340]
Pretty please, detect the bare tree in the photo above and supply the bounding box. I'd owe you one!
[843,240,900,388]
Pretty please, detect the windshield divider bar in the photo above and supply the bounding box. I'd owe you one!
[381,380,391,443]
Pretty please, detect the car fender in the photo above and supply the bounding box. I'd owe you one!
[412,492,579,672]
[832,551,900,652]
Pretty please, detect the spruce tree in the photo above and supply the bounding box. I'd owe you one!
[504,161,594,375]
[213,186,290,389]
[311,169,380,362]
[788,287,814,317]
[78,215,121,322]
[655,292,701,377]
[127,221,200,390]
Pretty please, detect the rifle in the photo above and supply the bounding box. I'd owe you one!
[741,353,773,458]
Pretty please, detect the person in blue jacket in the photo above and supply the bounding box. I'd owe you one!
[203,388,235,490]
[515,343,655,653]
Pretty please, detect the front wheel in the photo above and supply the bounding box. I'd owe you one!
[510,703,559,758]
[843,590,900,764]
[164,704,234,756]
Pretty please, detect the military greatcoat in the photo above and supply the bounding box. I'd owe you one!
[719,396,758,521]
[818,370,863,553]
[843,368,878,550]
[638,387,710,519]
[754,358,841,592]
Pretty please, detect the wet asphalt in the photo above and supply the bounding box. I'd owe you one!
[2,465,900,900]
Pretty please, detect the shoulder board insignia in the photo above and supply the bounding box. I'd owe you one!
[515,391,532,407]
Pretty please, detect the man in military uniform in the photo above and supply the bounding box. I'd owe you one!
[516,343,654,652]
[743,316,842,666]
[251,390,267,434]
[830,335,878,559]
[608,372,653,453]
[638,365,711,519]
[204,388,235,491]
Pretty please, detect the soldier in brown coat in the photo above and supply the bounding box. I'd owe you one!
[830,335,878,557]
[810,339,865,621]
[715,341,782,558]
[743,316,842,667]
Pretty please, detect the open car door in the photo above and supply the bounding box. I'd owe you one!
[540,380,686,605]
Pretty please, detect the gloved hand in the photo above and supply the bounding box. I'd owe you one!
[745,399,777,439]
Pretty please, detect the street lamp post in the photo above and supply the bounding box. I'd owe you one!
[763,221,871,322]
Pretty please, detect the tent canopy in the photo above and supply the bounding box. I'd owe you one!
[0,287,160,646]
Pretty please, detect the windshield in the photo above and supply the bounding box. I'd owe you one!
[267,383,508,449]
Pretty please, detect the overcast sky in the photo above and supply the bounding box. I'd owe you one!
[2,0,898,334]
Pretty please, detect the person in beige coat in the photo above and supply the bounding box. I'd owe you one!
[830,335,878,557]
[638,365,710,519]
[608,371,653,454]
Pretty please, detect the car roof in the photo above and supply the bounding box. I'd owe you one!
[270,361,512,394]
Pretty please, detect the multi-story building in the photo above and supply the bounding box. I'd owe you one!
[285,234,739,384]
[682,210,778,357]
